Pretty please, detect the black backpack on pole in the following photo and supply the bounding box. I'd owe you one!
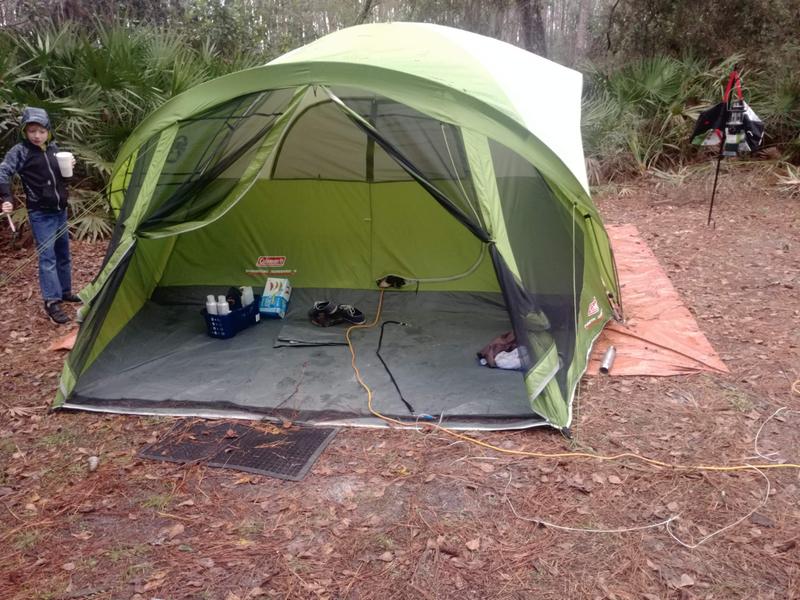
[690,67,765,225]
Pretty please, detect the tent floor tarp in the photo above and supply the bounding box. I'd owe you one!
[65,289,547,429]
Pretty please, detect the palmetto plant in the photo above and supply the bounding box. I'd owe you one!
[2,14,797,240]
[68,188,114,243]
[582,48,800,183]
[582,55,741,181]
[0,19,261,240]
[776,164,800,198]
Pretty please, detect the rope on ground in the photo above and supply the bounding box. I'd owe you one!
[502,470,678,535]
[502,465,771,547]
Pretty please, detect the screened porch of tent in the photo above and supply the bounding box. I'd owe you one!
[65,87,581,428]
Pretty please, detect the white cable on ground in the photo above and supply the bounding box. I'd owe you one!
[503,470,678,534]
[502,402,783,548]
[753,407,798,463]
[503,465,771,547]
[506,498,679,534]
[665,466,770,549]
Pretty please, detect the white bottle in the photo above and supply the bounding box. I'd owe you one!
[240,286,254,306]
[206,294,218,315]
[217,294,230,315]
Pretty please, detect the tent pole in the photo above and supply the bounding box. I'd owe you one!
[707,152,723,226]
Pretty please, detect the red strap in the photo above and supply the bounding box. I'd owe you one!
[723,70,743,101]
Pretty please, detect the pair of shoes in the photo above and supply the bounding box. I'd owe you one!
[308,301,366,327]
[44,300,70,324]
[62,292,81,303]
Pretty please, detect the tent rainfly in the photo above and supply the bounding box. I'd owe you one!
[56,23,621,431]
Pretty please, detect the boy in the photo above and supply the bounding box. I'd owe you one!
[0,107,78,324]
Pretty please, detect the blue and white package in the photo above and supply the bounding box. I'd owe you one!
[259,277,292,319]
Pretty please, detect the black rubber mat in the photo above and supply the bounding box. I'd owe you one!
[139,419,338,481]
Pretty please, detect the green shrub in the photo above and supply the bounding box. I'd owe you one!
[583,55,741,182]
[0,19,262,240]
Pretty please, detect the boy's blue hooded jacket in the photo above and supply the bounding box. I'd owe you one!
[0,107,70,212]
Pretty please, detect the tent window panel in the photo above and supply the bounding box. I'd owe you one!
[338,93,482,227]
[277,90,480,231]
[213,90,295,170]
[372,142,412,181]
[270,100,427,183]
[102,133,159,264]
[67,245,135,375]
[489,139,583,297]
[271,101,369,181]
[499,172,584,296]
[341,97,470,179]
[118,133,159,222]
[142,89,294,226]
[272,89,487,240]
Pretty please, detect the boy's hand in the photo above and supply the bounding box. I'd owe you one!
[2,201,12,213]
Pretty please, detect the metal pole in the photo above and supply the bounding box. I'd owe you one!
[707,152,723,226]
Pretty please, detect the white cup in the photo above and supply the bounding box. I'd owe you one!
[55,151,74,177]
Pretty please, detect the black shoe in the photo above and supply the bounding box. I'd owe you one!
[62,292,81,303]
[309,300,343,327]
[337,304,365,324]
[45,300,70,324]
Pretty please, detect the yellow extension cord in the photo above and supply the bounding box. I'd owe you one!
[345,289,800,474]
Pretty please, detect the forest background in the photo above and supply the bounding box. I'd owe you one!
[1,0,798,240]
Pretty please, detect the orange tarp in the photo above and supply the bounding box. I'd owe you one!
[588,224,728,377]
[47,329,77,352]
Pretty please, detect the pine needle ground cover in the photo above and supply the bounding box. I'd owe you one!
[1,167,798,599]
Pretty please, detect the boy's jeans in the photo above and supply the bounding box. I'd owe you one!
[28,209,72,302]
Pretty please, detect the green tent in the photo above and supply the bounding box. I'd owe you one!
[56,23,621,431]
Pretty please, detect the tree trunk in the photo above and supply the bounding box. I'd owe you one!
[516,0,548,57]
[573,0,591,65]
[354,0,376,25]
[605,0,621,52]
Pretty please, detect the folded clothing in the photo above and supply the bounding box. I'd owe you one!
[477,330,518,368]
[494,347,522,370]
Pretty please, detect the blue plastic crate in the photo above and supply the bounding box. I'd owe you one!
[201,296,261,339]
